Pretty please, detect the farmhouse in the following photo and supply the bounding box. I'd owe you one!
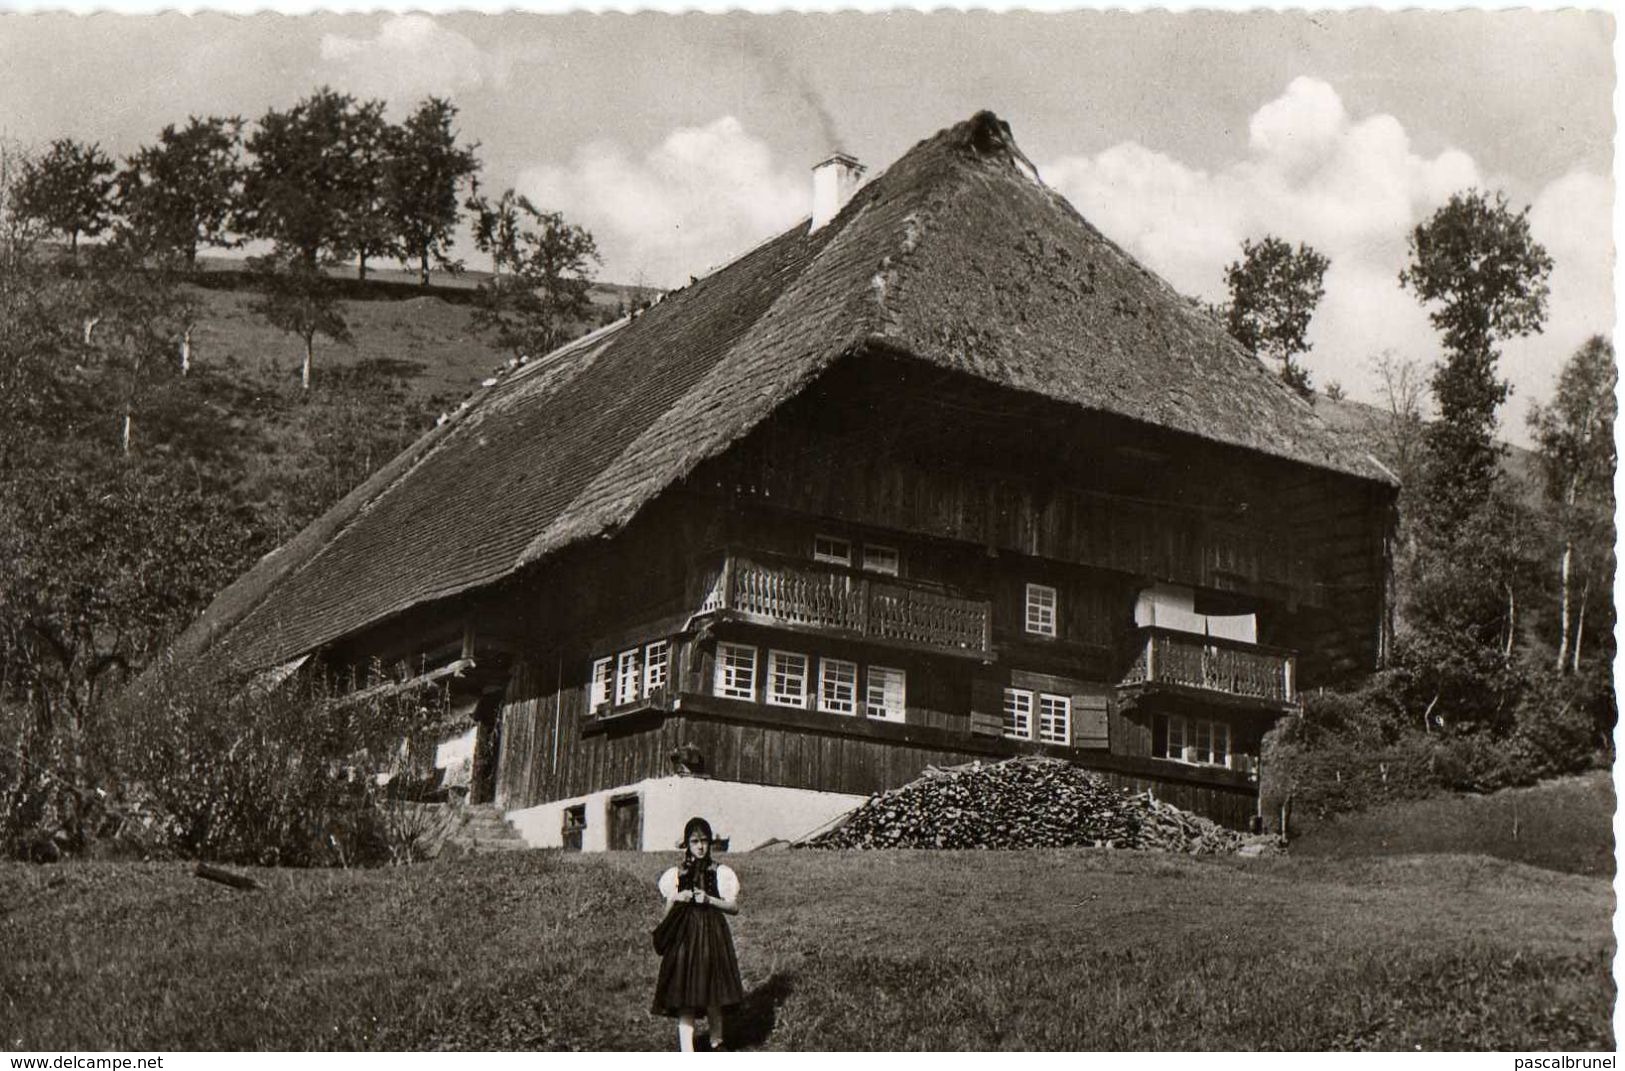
[175,112,1397,850]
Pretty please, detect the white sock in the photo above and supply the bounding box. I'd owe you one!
[678,1015,695,1052]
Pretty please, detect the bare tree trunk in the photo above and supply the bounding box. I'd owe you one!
[419,251,430,287]
[121,409,131,455]
[179,324,193,375]
[357,251,368,281]
[1571,577,1589,674]
[82,316,100,345]
[302,336,314,391]
[1503,582,1516,662]
[1555,540,1573,670]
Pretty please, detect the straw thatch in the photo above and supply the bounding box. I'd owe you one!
[177,111,1392,675]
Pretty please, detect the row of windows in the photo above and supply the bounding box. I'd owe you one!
[589,640,670,712]
[588,642,1230,770]
[812,534,899,576]
[1156,714,1233,768]
[1001,687,1071,745]
[717,642,906,721]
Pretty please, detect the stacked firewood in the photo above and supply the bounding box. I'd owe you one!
[803,756,1277,855]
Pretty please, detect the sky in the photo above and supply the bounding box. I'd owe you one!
[0,10,1613,443]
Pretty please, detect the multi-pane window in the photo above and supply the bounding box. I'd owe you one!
[1025,583,1058,637]
[715,643,758,701]
[813,535,853,566]
[767,650,809,708]
[1002,688,1034,739]
[589,657,613,712]
[615,649,642,706]
[643,640,670,695]
[1037,694,1071,745]
[819,658,858,715]
[865,666,906,721]
[590,639,670,712]
[861,544,900,576]
[1158,714,1232,768]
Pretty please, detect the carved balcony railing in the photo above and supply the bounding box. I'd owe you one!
[1119,626,1298,708]
[693,550,992,659]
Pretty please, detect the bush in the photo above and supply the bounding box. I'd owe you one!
[1264,668,1612,828]
[104,661,454,867]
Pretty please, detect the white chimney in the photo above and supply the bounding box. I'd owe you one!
[810,152,865,231]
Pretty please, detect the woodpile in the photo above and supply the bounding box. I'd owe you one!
[802,757,1281,855]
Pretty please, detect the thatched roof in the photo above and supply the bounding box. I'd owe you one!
[180,111,1393,675]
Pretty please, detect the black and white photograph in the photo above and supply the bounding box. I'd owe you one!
[0,6,1615,1054]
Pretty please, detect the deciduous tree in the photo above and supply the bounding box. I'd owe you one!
[251,250,352,391]
[9,138,116,254]
[339,98,397,281]
[1223,236,1329,399]
[388,97,480,286]
[1393,189,1554,727]
[1528,335,1616,674]
[117,116,244,268]
[241,88,365,269]
[1400,189,1552,528]
[469,190,599,360]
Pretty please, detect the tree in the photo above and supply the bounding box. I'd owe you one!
[250,251,352,390]
[1400,189,1553,528]
[241,88,367,269]
[1223,236,1329,399]
[1393,189,1554,728]
[117,116,244,268]
[1528,336,1616,674]
[468,190,599,360]
[387,97,480,286]
[9,138,116,254]
[338,98,397,281]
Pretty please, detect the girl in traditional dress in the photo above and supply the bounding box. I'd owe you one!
[651,816,743,1051]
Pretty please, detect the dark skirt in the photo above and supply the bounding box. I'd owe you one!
[650,903,744,1016]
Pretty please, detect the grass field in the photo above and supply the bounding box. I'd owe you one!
[1288,771,1616,877]
[1,843,1612,1051]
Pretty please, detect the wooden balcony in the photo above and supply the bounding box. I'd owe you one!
[693,550,992,659]
[1118,626,1298,710]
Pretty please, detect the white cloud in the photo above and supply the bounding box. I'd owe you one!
[1038,77,1612,443]
[520,117,809,288]
[318,15,508,102]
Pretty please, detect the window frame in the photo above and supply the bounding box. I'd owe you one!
[818,657,859,716]
[643,639,670,695]
[812,534,853,567]
[614,648,642,706]
[1036,693,1071,745]
[766,649,810,709]
[1157,714,1233,769]
[865,665,907,722]
[1025,583,1058,638]
[861,544,901,576]
[1002,686,1035,740]
[589,657,613,713]
[714,642,759,702]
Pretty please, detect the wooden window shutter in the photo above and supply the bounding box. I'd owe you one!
[1072,694,1110,749]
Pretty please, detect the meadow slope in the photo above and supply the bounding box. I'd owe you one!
[1,848,1611,1051]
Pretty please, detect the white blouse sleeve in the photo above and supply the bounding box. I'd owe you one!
[657,867,680,902]
[716,865,740,902]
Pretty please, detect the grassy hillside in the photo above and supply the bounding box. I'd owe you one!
[183,269,653,404]
[1,847,1610,1051]
[1287,770,1615,877]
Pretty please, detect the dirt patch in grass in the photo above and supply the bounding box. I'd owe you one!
[2,848,1612,1051]
[1287,771,1615,877]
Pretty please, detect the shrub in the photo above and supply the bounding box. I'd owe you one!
[1264,667,1613,829]
[104,660,453,867]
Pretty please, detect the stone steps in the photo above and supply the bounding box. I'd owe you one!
[389,801,532,858]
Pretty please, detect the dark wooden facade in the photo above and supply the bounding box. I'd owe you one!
[327,352,1394,832]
